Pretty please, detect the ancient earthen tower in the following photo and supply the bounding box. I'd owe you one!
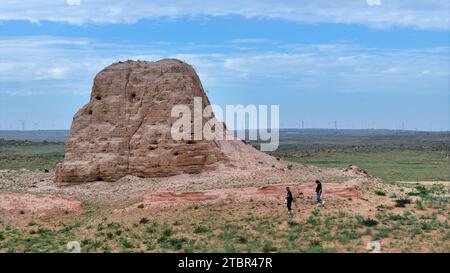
[56,59,276,183]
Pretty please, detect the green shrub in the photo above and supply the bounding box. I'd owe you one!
[416,200,425,210]
[121,239,134,249]
[162,227,173,237]
[169,237,187,250]
[377,228,389,238]
[387,213,404,221]
[309,239,322,247]
[262,241,277,253]
[415,186,430,196]
[395,198,411,207]
[362,218,379,227]
[146,225,158,234]
[307,246,334,253]
[307,216,320,226]
[237,236,248,244]
[287,233,298,241]
[218,223,240,240]
[193,225,210,234]
[375,191,386,196]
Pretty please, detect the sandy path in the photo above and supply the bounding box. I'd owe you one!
[130,178,365,208]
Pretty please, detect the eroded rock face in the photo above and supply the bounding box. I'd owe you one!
[56,59,277,183]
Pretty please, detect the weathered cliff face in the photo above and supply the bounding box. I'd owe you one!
[56,59,278,183]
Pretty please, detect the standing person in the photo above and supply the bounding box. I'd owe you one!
[285,187,294,215]
[315,180,323,206]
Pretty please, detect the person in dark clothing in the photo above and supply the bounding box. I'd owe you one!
[315,180,323,206]
[286,187,294,215]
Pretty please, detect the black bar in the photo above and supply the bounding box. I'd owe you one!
[0,253,444,272]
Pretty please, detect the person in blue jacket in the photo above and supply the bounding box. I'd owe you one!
[315,180,323,206]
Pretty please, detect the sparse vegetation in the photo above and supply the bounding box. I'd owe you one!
[0,139,64,170]
[193,225,210,234]
[375,191,386,196]
[362,218,379,227]
[0,130,448,253]
[395,198,412,208]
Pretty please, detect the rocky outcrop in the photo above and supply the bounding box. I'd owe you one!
[56,59,277,183]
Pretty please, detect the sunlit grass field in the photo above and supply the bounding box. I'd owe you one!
[273,148,450,183]
[0,139,64,171]
[266,129,450,184]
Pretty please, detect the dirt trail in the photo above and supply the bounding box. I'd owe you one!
[134,178,365,208]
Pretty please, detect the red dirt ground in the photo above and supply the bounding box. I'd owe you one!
[135,178,364,208]
[0,192,83,221]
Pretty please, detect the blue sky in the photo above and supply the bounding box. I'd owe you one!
[0,0,449,131]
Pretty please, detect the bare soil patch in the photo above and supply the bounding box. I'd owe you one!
[137,179,365,208]
[0,192,83,223]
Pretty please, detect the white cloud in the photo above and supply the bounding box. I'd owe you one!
[66,0,81,7]
[40,67,68,79]
[0,36,447,96]
[0,0,448,30]
[367,0,382,6]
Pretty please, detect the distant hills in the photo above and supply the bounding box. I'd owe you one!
[0,130,68,142]
[0,129,448,144]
